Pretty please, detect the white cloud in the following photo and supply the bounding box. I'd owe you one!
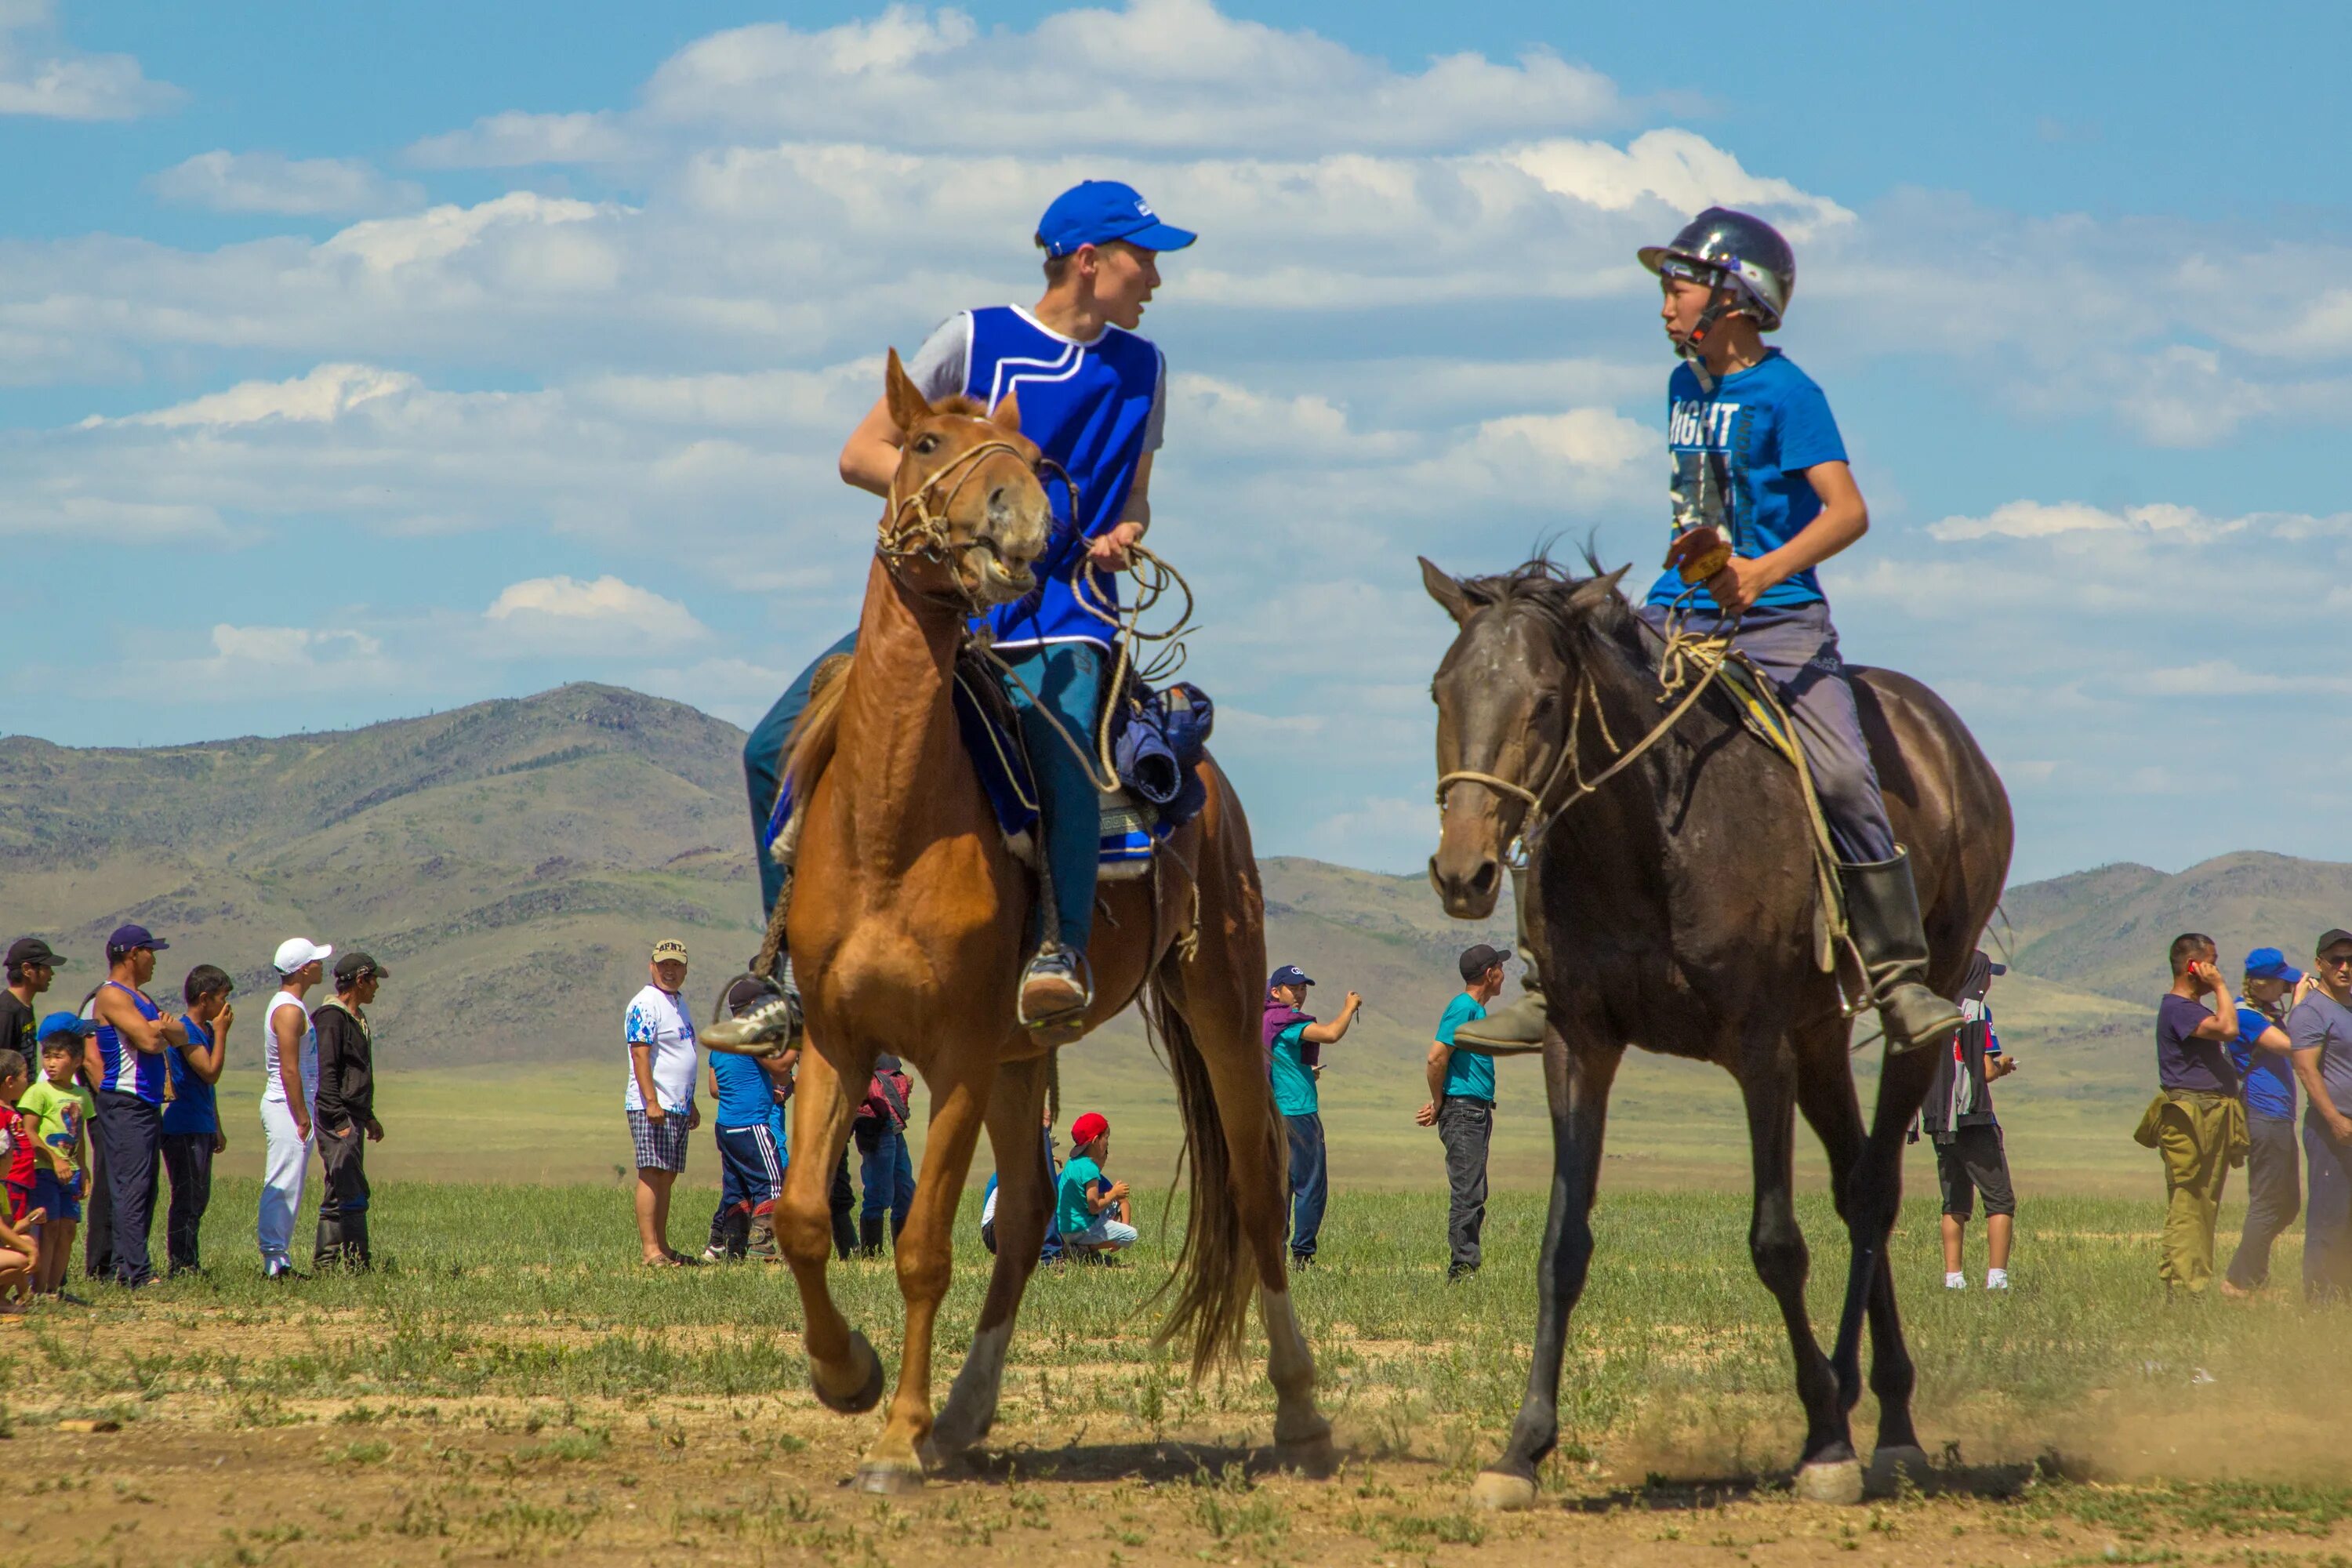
[94,363,421,429]
[151,151,425,216]
[407,110,633,170]
[485,575,709,650]
[0,0,178,120]
[1926,499,2243,543]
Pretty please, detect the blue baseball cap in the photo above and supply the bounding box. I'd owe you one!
[1036,180,1196,260]
[1269,964,1314,989]
[106,923,168,958]
[35,1011,91,1044]
[2245,946,2303,983]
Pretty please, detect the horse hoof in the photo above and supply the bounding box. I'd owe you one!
[1795,1458,1864,1504]
[1470,1469,1539,1512]
[1275,1432,1337,1479]
[918,1439,976,1477]
[855,1458,925,1495]
[1865,1445,1934,1497]
[812,1330,886,1415]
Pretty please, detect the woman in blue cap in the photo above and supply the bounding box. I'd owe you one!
[2223,945,2310,1296]
[731,180,1194,1042]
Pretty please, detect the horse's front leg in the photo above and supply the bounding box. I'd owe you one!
[779,1036,884,1416]
[857,1047,995,1494]
[1475,1034,1622,1511]
[926,1051,1051,1470]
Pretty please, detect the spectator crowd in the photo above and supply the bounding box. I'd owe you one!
[0,927,390,1303]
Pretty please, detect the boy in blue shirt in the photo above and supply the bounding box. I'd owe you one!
[1054,1112,1134,1259]
[1263,964,1361,1268]
[1458,208,1961,1062]
[721,179,1196,1051]
[2224,946,2307,1295]
[1417,945,1510,1282]
[704,975,791,1262]
[163,964,232,1276]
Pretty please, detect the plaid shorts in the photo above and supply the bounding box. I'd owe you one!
[628,1107,690,1174]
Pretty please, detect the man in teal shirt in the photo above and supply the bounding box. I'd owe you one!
[1417,945,1510,1281]
[1264,964,1360,1268]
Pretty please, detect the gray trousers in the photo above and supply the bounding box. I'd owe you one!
[1438,1098,1494,1272]
[2226,1113,2300,1290]
[1639,601,1896,862]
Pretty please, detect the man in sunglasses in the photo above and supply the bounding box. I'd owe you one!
[2287,928,2352,1301]
[0,938,65,1065]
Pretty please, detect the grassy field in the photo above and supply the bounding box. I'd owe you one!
[9,1175,2349,1567]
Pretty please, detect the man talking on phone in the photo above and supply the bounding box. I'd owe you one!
[2136,932,2246,1296]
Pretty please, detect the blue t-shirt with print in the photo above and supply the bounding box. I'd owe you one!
[1437,993,1496,1102]
[710,1051,777,1131]
[1268,1022,1318,1117]
[2230,1004,2297,1121]
[1646,349,1849,613]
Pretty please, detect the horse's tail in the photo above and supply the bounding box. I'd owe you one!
[1147,978,1260,1381]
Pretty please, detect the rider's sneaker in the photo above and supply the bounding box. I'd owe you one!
[702,988,803,1050]
[1020,947,1091,1039]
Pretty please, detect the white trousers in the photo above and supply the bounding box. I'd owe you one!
[258,1098,313,1270]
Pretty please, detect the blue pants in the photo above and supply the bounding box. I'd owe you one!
[1639,601,1896,863]
[742,632,1105,957]
[857,1121,916,1225]
[95,1090,162,1288]
[744,630,859,916]
[2305,1115,2352,1304]
[1285,1112,1328,1261]
[714,1122,786,1214]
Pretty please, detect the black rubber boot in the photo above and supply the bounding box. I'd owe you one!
[346,1212,373,1272]
[1840,850,1965,1054]
[1450,864,1552,1054]
[858,1216,886,1259]
[311,1214,347,1273]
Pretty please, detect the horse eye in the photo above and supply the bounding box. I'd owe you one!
[913,434,939,456]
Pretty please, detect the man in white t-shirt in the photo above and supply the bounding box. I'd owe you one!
[259,936,328,1280]
[625,939,702,1266]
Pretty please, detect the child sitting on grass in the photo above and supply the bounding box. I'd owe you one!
[0,1048,45,1310]
[18,1019,93,1301]
[1054,1112,1135,1261]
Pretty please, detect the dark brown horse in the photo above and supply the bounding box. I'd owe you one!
[1421,555,2010,1508]
[771,351,1330,1493]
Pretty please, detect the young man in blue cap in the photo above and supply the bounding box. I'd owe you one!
[727,179,1195,1046]
[87,924,184,1288]
[1457,209,1961,1064]
[2223,946,2308,1296]
[1263,964,1361,1268]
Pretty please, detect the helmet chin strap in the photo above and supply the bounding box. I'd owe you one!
[1677,281,1741,394]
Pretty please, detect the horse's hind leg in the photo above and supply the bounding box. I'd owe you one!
[1473,1036,1621,1512]
[1740,1044,1861,1503]
[858,1048,996,1494]
[778,1038,884,1417]
[925,1052,1052,1469]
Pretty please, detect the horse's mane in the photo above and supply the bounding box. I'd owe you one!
[781,651,853,802]
[930,393,989,419]
[1454,548,1649,677]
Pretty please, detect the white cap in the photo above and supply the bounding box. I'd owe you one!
[273,937,332,976]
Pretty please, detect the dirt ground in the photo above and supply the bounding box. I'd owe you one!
[17,1379,2352,1568]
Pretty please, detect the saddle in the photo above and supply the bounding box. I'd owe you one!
[771,646,1214,885]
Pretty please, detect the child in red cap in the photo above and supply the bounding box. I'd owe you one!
[1055,1112,1134,1259]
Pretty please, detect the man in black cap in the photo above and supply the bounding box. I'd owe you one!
[312,951,388,1270]
[1,938,64,1065]
[1921,951,2019,1291]
[1417,944,1510,1281]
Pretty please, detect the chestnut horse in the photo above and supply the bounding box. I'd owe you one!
[771,351,1331,1493]
[1422,556,2009,1508]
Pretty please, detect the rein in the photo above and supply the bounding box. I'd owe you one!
[879,434,1072,616]
[1436,607,1730,869]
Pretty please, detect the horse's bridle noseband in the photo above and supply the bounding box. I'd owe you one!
[879,426,1074,615]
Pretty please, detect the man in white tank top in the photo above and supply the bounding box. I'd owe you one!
[259,936,328,1279]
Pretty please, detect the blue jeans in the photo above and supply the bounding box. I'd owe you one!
[1285,1112,1327,1261]
[742,633,1105,958]
[858,1121,916,1225]
[1637,602,1896,863]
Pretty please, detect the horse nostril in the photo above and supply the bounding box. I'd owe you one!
[988,485,1008,512]
[1468,861,1498,900]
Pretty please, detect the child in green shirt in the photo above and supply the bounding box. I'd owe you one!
[20,1018,95,1298]
[1054,1112,1135,1259]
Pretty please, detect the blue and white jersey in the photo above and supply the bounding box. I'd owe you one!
[623,983,699,1116]
[905,305,1167,652]
[1645,348,1848,614]
[95,981,167,1103]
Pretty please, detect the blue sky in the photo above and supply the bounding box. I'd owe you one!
[2,0,2348,884]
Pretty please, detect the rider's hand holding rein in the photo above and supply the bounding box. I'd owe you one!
[1700,459,1867,613]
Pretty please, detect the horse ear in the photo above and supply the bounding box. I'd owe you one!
[1420,557,1472,624]
[990,390,1022,436]
[884,348,932,434]
[1567,564,1632,608]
